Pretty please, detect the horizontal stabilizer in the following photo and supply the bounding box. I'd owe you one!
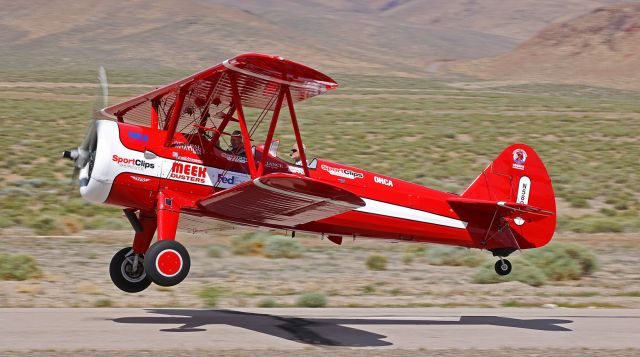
[448,197,554,224]
[197,173,364,227]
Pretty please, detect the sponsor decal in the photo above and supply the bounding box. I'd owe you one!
[321,164,364,180]
[288,165,305,174]
[216,173,238,185]
[374,176,393,187]
[170,162,207,183]
[131,176,151,183]
[265,161,286,170]
[177,155,204,164]
[221,152,248,163]
[173,142,203,155]
[516,176,531,205]
[127,131,148,142]
[512,148,527,170]
[112,155,155,170]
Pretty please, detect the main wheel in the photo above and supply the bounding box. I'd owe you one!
[109,247,151,293]
[143,240,191,287]
[495,259,512,276]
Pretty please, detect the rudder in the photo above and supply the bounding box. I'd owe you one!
[458,144,556,250]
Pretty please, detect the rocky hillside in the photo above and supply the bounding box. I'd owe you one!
[0,0,622,73]
[452,3,640,89]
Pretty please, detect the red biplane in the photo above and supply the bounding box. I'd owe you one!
[63,53,556,293]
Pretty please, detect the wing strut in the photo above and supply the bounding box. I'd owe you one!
[163,85,190,147]
[257,85,286,176]
[229,72,258,178]
[285,86,310,176]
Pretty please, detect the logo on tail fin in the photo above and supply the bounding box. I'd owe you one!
[512,149,527,170]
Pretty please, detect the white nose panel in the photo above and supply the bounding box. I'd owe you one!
[80,120,162,204]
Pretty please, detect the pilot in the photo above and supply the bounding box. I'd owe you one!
[229,130,246,156]
[290,143,307,166]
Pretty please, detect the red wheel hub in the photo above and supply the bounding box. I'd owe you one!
[155,249,182,277]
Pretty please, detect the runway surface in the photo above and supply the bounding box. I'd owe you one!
[1,308,639,351]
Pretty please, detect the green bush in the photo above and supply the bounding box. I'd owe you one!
[198,286,223,307]
[526,242,598,279]
[472,242,597,287]
[366,255,388,271]
[424,245,487,267]
[94,298,113,308]
[565,217,624,233]
[257,297,278,307]
[207,245,225,258]
[296,292,327,308]
[472,258,547,287]
[230,232,268,255]
[402,253,415,265]
[264,238,302,259]
[30,215,65,235]
[0,253,42,280]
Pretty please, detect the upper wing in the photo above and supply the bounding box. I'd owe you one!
[197,173,364,227]
[102,53,338,131]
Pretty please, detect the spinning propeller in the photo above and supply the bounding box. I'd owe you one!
[63,66,109,183]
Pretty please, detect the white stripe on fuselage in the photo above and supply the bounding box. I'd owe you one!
[355,198,468,229]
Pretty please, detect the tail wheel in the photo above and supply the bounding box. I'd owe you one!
[109,247,151,293]
[143,240,191,287]
[495,259,512,276]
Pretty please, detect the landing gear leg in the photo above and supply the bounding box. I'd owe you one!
[142,191,191,287]
[494,258,512,276]
[110,210,157,293]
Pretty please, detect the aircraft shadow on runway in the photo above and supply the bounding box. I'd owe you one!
[111,309,573,347]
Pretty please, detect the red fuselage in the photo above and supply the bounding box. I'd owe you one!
[89,120,488,249]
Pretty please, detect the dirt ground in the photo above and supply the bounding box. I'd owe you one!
[0,226,638,309]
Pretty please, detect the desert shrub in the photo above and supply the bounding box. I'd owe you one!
[0,215,12,228]
[264,237,302,259]
[402,253,415,265]
[472,258,547,287]
[0,253,42,280]
[257,297,278,307]
[30,215,65,235]
[564,216,623,233]
[207,245,225,258]
[94,298,113,308]
[472,242,597,286]
[296,292,327,308]
[402,244,428,264]
[366,255,388,271]
[526,242,598,279]
[198,286,223,307]
[424,245,487,267]
[230,232,269,255]
[404,244,428,255]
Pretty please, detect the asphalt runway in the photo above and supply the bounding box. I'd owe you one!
[1,308,639,351]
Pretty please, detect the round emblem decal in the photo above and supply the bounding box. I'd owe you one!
[512,149,527,165]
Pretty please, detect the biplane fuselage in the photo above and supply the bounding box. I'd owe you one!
[84,120,477,247]
[67,53,556,293]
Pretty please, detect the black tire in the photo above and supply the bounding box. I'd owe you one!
[495,259,512,276]
[143,240,191,287]
[109,247,151,293]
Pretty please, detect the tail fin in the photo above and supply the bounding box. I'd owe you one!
[451,144,556,251]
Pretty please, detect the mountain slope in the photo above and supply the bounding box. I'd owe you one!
[0,0,621,73]
[451,3,640,89]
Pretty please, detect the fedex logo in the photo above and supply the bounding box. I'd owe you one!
[217,174,237,185]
